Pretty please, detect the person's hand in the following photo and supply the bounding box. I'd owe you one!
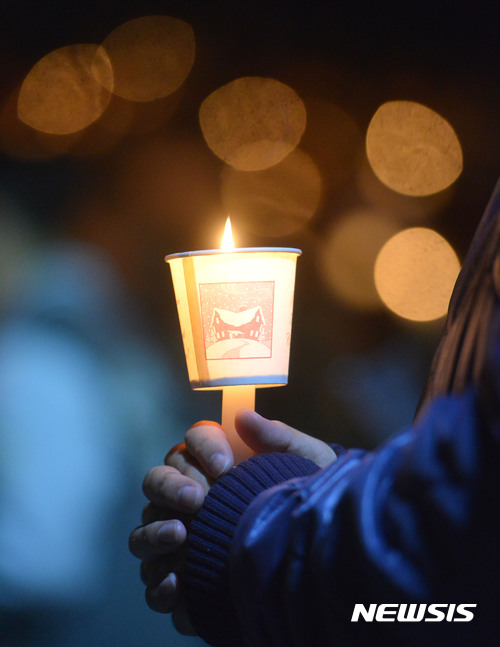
[129,420,233,633]
[234,409,337,468]
[129,411,337,631]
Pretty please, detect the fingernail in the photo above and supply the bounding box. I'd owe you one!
[159,572,176,597]
[177,485,200,510]
[209,452,229,477]
[158,520,179,544]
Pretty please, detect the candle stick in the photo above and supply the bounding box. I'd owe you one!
[165,218,300,463]
[221,385,256,462]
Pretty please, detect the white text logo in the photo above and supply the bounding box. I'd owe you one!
[351,603,476,623]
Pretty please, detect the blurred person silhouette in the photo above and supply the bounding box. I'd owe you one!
[130,177,500,646]
[0,162,205,647]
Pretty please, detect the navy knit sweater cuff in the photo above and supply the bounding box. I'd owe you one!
[184,452,321,647]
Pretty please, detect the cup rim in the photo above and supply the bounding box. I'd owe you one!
[165,247,302,262]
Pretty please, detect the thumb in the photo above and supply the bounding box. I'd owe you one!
[234,409,336,468]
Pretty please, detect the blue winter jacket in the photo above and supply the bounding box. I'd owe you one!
[184,179,500,646]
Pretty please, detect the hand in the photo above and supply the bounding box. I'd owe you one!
[129,421,233,633]
[234,409,337,468]
[129,412,337,631]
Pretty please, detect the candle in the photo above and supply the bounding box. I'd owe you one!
[165,218,301,463]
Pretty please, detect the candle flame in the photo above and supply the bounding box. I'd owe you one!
[221,216,235,250]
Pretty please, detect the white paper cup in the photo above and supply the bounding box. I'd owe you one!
[166,247,301,389]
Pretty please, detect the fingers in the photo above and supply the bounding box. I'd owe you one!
[134,422,234,629]
[133,421,236,627]
[164,422,234,487]
[130,521,187,614]
[144,573,197,633]
[234,409,337,468]
[129,519,187,561]
[184,421,234,478]
[141,502,197,528]
[142,465,206,514]
[145,571,179,614]
[141,502,173,525]
[141,556,179,586]
[164,443,212,492]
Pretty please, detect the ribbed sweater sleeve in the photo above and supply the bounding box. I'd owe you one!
[184,452,322,646]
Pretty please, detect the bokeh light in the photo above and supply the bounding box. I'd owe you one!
[17,44,113,135]
[374,227,461,321]
[100,15,195,102]
[0,87,82,159]
[220,148,321,237]
[65,93,183,160]
[199,76,307,171]
[318,209,400,310]
[366,100,463,196]
[63,87,184,159]
[357,155,454,222]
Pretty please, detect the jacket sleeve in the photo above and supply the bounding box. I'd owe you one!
[185,369,500,646]
[184,179,500,647]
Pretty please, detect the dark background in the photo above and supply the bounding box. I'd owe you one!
[0,0,498,443]
[0,3,498,647]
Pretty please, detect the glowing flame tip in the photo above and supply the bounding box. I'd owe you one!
[221,216,235,250]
